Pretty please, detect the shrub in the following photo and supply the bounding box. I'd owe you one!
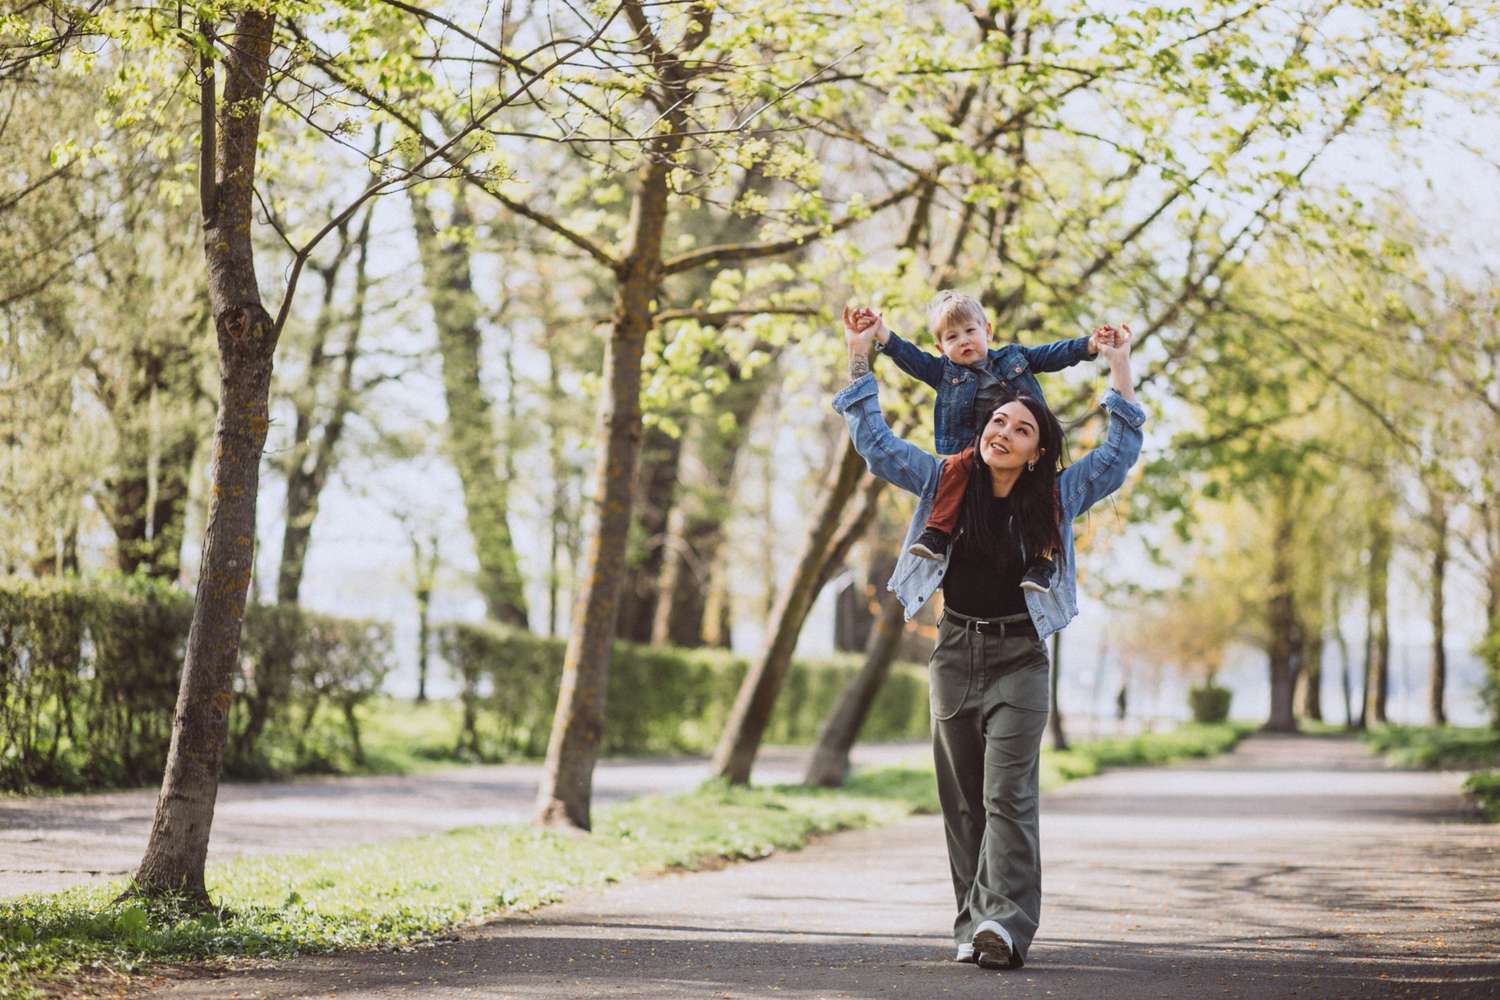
[1187,683,1232,724]
[0,576,394,791]
[438,622,930,758]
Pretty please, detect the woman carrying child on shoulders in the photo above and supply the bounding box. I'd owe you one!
[832,295,1145,971]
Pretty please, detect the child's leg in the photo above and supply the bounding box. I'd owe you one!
[926,448,974,535]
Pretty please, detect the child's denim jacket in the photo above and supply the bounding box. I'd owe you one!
[879,331,1094,454]
[831,373,1146,639]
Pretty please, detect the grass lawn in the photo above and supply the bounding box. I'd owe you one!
[0,722,1249,999]
[1359,724,1500,821]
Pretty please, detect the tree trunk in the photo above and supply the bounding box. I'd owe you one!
[533,168,675,831]
[614,426,681,641]
[1426,482,1448,726]
[651,369,770,647]
[132,10,277,903]
[1294,625,1323,722]
[408,184,528,627]
[712,438,868,784]
[276,206,373,605]
[1264,493,1298,732]
[804,587,905,787]
[1363,498,1392,727]
[1048,629,1068,750]
[107,428,196,581]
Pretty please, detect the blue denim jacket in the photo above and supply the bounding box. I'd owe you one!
[880,332,1094,454]
[831,373,1146,639]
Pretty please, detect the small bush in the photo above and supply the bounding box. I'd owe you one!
[1187,683,1232,724]
[1462,771,1500,821]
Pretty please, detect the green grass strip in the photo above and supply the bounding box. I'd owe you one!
[0,722,1248,999]
[1357,724,1500,822]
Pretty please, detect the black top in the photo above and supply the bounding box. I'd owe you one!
[941,493,1028,618]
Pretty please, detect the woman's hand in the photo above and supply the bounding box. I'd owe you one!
[842,304,878,379]
[1098,323,1136,403]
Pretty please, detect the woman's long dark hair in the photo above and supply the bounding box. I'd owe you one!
[956,394,1065,566]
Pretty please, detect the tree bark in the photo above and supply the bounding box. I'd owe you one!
[408,184,528,627]
[533,2,714,829]
[804,586,905,787]
[650,368,770,647]
[1264,492,1298,732]
[1425,480,1448,726]
[1294,625,1323,722]
[133,10,277,903]
[1362,497,1392,728]
[1048,629,1068,750]
[712,438,867,784]
[276,206,373,605]
[614,426,681,641]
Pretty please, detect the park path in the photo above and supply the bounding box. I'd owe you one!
[0,744,922,900]
[133,734,1499,1000]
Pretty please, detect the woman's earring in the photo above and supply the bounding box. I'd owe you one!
[1026,459,1036,472]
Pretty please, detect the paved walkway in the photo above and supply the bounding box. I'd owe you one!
[0,744,923,899]
[132,734,1498,999]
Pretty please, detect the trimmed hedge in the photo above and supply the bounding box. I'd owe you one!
[1188,683,1232,723]
[438,622,931,758]
[0,576,394,791]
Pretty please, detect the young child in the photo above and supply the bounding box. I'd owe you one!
[846,291,1117,594]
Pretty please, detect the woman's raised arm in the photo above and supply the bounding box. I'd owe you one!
[1057,324,1146,520]
[833,306,941,499]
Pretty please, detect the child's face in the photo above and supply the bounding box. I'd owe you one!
[933,316,990,365]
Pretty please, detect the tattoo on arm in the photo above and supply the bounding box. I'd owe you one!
[848,352,871,382]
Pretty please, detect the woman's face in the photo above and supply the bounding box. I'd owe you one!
[978,401,1042,473]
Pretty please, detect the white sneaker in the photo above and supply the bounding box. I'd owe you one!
[954,942,974,963]
[972,920,1013,969]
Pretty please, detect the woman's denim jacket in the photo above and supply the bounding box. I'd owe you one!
[831,372,1146,639]
[880,331,1094,454]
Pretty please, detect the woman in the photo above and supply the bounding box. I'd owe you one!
[833,312,1145,970]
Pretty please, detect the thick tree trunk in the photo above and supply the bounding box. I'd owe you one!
[132,10,276,903]
[804,587,905,787]
[614,426,681,641]
[1265,494,1298,732]
[1363,499,1392,727]
[712,438,867,784]
[408,185,528,627]
[534,170,673,831]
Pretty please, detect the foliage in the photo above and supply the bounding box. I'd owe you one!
[1462,771,1500,823]
[438,622,931,758]
[1362,725,1500,772]
[0,576,393,791]
[0,721,1247,997]
[1187,684,1234,724]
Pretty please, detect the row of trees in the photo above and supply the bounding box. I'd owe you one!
[3,0,1495,906]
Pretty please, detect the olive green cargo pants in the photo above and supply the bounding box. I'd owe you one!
[928,614,1051,965]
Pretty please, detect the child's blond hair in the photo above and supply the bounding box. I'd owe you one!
[925,290,987,339]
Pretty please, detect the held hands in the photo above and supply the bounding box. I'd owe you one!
[1089,323,1130,359]
[842,304,885,354]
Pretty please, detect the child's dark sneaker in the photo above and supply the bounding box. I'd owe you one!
[909,528,950,561]
[1019,555,1055,594]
